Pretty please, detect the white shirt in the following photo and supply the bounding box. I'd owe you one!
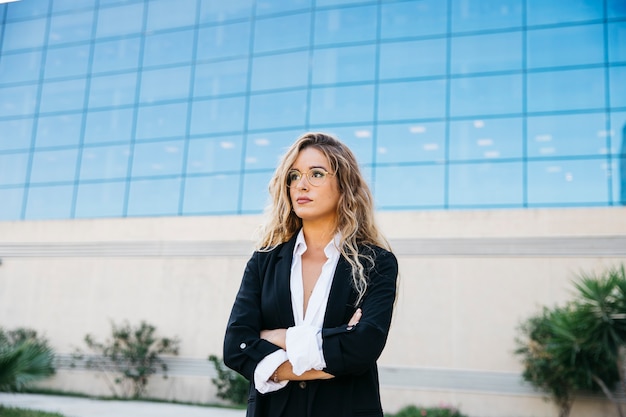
[254,230,341,394]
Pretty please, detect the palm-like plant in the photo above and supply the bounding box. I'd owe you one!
[0,328,55,392]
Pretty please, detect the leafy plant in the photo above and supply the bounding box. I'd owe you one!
[0,406,66,417]
[385,404,467,417]
[0,327,55,392]
[74,320,180,398]
[208,354,248,406]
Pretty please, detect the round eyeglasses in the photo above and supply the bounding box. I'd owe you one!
[286,168,334,188]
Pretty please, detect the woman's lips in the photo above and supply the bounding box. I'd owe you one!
[296,197,312,204]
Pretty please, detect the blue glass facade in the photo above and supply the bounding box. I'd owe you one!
[0,0,624,220]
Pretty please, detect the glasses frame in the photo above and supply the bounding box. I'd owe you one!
[286,168,335,188]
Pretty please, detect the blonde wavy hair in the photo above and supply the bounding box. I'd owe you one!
[256,132,390,305]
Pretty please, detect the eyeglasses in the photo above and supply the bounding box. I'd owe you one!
[286,168,334,188]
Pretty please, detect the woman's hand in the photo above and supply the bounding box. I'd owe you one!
[260,328,287,350]
[348,308,362,327]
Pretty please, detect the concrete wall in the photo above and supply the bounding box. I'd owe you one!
[1,207,625,416]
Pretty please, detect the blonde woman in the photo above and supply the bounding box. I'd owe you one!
[224,132,398,417]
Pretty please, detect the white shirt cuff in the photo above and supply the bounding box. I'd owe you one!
[286,325,326,376]
[253,349,289,394]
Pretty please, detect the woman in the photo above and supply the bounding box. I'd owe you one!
[223,132,398,417]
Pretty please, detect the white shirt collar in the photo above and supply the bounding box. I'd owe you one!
[293,229,341,260]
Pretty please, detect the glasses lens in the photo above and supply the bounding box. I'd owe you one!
[308,168,327,186]
[287,170,301,187]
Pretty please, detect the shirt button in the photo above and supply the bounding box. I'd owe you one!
[239,342,246,349]
[299,381,307,389]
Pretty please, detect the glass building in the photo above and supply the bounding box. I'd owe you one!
[0,0,624,220]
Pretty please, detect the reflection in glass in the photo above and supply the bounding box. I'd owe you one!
[527,68,605,112]
[25,185,74,220]
[183,174,240,214]
[194,59,249,97]
[0,118,33,151]
[30,148,79,183]
[44,44,91,79]
[131,140,184,177]
[309,85,375,125]
[375,164,445,208]
[314,6,377,46]
[143,29,194,67]
[0,50,42,84]
[0,152,29,186]
[451,31,522,74]
[254,13,310,53]
[84,108,134,145]
[241,170,273,213]
[451,74,522,117]
[247,90,307,130]
[89,73,138,108]
[610,66,626,109]
[36,113,83,148]
[527,24,603,69]
[0,84,38,117]
[379,39,446,79]
[200,0,254,23]
[197,22,251,60]
[80,145,130,180]
[526,0,603,26]
[527,113,607,158]
[190,97,246,135]
[96,3,144,38]
[380,0,447,39]
[140,66,192,103]
[449,162,523,206]
[186,135,244,174]
[135,102,188,140]
[48,11,95,46]
[251,51,309,91]
[378,80,446,121]
[245,129,303,170]
[311,125,373,166]
[449,118,522,160]
[75,181,126,218]
[0,188,24,220]
[39,79,87,113]
[450,0,522,33]
[127,177,181,216]
[311,45,376,85]
[146,0,196,31]
[256,0,310,16]
[377,122,445,163]
[92,37,141,74]
[2,18,47,52]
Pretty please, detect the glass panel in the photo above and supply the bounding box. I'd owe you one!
[194,59,249,97]
[314,6,377,46]
[451,31,522,74]
[379,38,447,79]
[190,97,246,135]
[24,185,74,220]
[182,174,240,214]
[48,11,95,46]
[140,66,192,103]
[241,170,273,213]
[527,68,605,112]
[200,0,254,23]
[610,111,626,155]
[309,84,375,125]
[0,84,38,117]
[127,178,181,216]
[613,158,626,206]
[131,140,184,177]
[36,113,83,148]
[146,0,196,31]
[96,2,144,38]
[135,102,188,140]
[251,51,309,91]
[608,0,626,18]
[44,44,91,79]
[30,148,79,183]
[245,129,303,170]
[143,29,194,67]
[608,22,626,64]
[378,79,446,121]
[89,73,138,108]
[380,0,447,39]
[0,118,33,151]
[52,0,96,13]
[317,0,365,5]
[375,164,445,208]
[197,22,251,60]
[256,0,310,16]
[39,78,87,113]
[449,162,523,206]
[527,24,604,69]
[80,145,130,180]
[2,18,47,52]
[84,108,134,144]
[187,135,244,174]
[527,113,608,158]
[247,90,308,130]
[451,0,522,33]
[527,0,603,26]
[450,74,522,117]
[449,118,523,160]
[254,13,310,53]
[312,125,374,166]
[0,50,42,84]
[0,188,24,220]
[0,152,29,186]
[75,181,126,218]
[377,122,446,163]
[528,158,610,205]
[92,37,141,74]
[6,0,49,20]
[311,44,376,85]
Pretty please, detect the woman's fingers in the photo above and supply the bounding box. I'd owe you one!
[348,308,362,326]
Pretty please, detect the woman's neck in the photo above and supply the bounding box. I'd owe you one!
[301,222,336,251]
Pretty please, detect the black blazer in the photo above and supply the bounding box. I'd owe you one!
[223,233,398,417]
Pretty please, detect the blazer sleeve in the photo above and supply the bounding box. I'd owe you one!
[321,249,398,377]
[223,251,281,381]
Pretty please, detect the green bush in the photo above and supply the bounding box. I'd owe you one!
[208,354,248,406]
[385,405,467,417]
[0,406,65,417]
[0,327,55,392]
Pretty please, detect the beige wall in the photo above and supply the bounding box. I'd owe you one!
[1,207,625,416]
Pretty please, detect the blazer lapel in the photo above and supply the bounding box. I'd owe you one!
[274,235,297,327]
[323,254,356,328]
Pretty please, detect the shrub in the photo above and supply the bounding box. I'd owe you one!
[208,354,248,406]
[0,327,55,392]
[385,404,467,417]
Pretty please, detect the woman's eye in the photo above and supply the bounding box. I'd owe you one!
[311,169,325,178]
[288,172,301,182]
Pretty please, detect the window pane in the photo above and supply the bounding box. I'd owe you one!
[75,181,126,218]
[0,50,42,84]
[0,84,38,117]
[190,97,246,135]
[197,22,251,60]
[146,0,196,31]
[311,44,376,85]
[450,74,522,117]
[200,0,254,23]
[378,79,446,121]
[80,145,130,180]
[44,44,91,79]
[375,164,445,208]
[6,1,49,20]
[36,113,83,148]
[256,0,310,16]
[381,0,447,39]
[39,79,87,113]
[186,135,244,174]
[527,113,607,158]
[52,0,96,13]
[608,22,626,64]
[528,158,610,205]
[140,66,191,103]
[245,130,303,170]
[127,178,181,216]
[89,73,138,108]
[96,3,144,38]
[92,37,141,74]
[527,24,604,69]
[309,85,375,125]
[135,102,188,140]
[449,118,523,160]
[527,0,603,26]
[449,162,523,206]
[131,140,184,177]
[84,108,134,144]
[182,174,240,214]
[254,13,310,54]
[0,188,24,220]
[30,148,79,183]
[251,51,309,91]
[451,0,522,33]
[25,185,74,220]
[194,59,249,97]
[314,6,377,46]
[0,118,33,151]
[313,125,373,166]
[48,11,95,46]
[241,170,273,213]
[2,18,47,52]
[608,0,626,19]
[613,157,626,205]
[377,122,446,163]
[143,29,194,67]
[610,111,626,155]
[247,90,307,130]
[0,152,29,186]
[527,68,605,112]
[379,38,446,79]
[451,31,522,74]
[317,0,365,5]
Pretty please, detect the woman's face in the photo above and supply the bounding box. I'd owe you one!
[288,147,341,227]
